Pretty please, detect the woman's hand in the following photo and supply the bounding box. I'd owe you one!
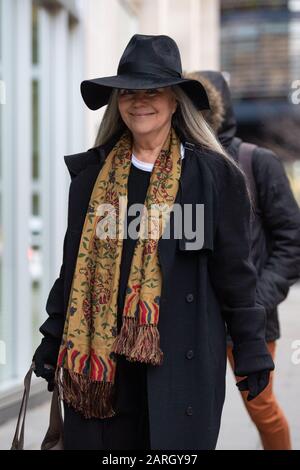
[32,336,61,392]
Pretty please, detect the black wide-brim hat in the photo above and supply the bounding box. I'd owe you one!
[81,34,210,111]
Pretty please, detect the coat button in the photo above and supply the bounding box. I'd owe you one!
[185,293,194,303]
[186,350,194,359]
[186,406,193,416]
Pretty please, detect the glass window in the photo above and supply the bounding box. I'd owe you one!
[0,0,83,391]
[0,192,3,378]
[32,1,39,65]
[32,79,40,180]
[30,193,42,350]
[221,17,290,98]
[0,0,2,183]
[0,0,2,63]
[31,2,42,353]
[0,0,4,383]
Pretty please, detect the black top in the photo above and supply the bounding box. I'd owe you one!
[114,162,152,414]
[114,156,186,414]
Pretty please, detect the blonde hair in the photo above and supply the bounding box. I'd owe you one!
[93,86,253,208]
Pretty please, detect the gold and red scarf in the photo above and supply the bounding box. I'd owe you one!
[55,127,182,418]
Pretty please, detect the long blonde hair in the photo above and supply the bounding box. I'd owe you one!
[94,86,238,169]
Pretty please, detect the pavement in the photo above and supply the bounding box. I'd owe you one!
[217,284,300,450]
[1,285,299,450]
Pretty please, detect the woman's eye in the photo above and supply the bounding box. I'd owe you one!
[119,89,134,96]
[119,88,159,97]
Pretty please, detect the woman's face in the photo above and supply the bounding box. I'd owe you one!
[117,87,177,139]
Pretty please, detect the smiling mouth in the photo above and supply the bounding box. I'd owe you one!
[129,112,156,117]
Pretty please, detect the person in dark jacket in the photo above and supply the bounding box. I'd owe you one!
[186,70,300,450]
[32,35,274,451]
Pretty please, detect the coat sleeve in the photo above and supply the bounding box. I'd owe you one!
[253,148,300,312]
[207,159,275,377]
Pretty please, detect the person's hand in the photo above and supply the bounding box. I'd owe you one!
[32,336,61,392]
[236,370,270,401]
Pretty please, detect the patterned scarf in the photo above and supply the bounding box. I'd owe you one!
[55,127,182,419]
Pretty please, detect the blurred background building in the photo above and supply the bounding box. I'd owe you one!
[0,0,219,421]
[221,0,300,202]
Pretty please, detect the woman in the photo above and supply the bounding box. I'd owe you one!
[33,34,274,450]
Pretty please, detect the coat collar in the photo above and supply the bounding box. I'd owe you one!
[64,129,124,179]
[163,141,215,253]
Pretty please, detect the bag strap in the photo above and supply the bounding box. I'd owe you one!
[10,364,34,450]
[237,142,260,218]
[237,142,257,202]
[41,386,64,450]
[11,362,63,450]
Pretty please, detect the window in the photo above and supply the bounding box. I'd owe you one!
[0,0,83,392]
[0,1,3,359]
[31,3,42,351]
[221,12,291,98]
[0,0,4,375]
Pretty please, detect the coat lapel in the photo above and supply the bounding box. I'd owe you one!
[158,141,215,254]
[156,141,216,286]
[180,142,215,252]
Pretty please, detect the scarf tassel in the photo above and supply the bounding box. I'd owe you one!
[55,367,116,419]
[112,316,163,366]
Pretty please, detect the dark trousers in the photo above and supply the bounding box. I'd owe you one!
[63,399,151,450]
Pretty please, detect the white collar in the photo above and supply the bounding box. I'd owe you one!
[131,143,185,172]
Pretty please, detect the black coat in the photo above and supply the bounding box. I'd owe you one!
[230,137,300,341]
[39,133,274,450]
[201,70,300,342]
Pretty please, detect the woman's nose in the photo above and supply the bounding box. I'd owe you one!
[132,91,148,102]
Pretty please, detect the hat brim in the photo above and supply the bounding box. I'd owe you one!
[80,74,210,111]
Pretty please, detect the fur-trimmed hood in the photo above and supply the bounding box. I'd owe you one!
[184,70,237,149]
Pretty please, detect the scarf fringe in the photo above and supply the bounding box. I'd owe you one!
[55,367,116,419]
[112,316,138,356]
[112,317,163,366]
